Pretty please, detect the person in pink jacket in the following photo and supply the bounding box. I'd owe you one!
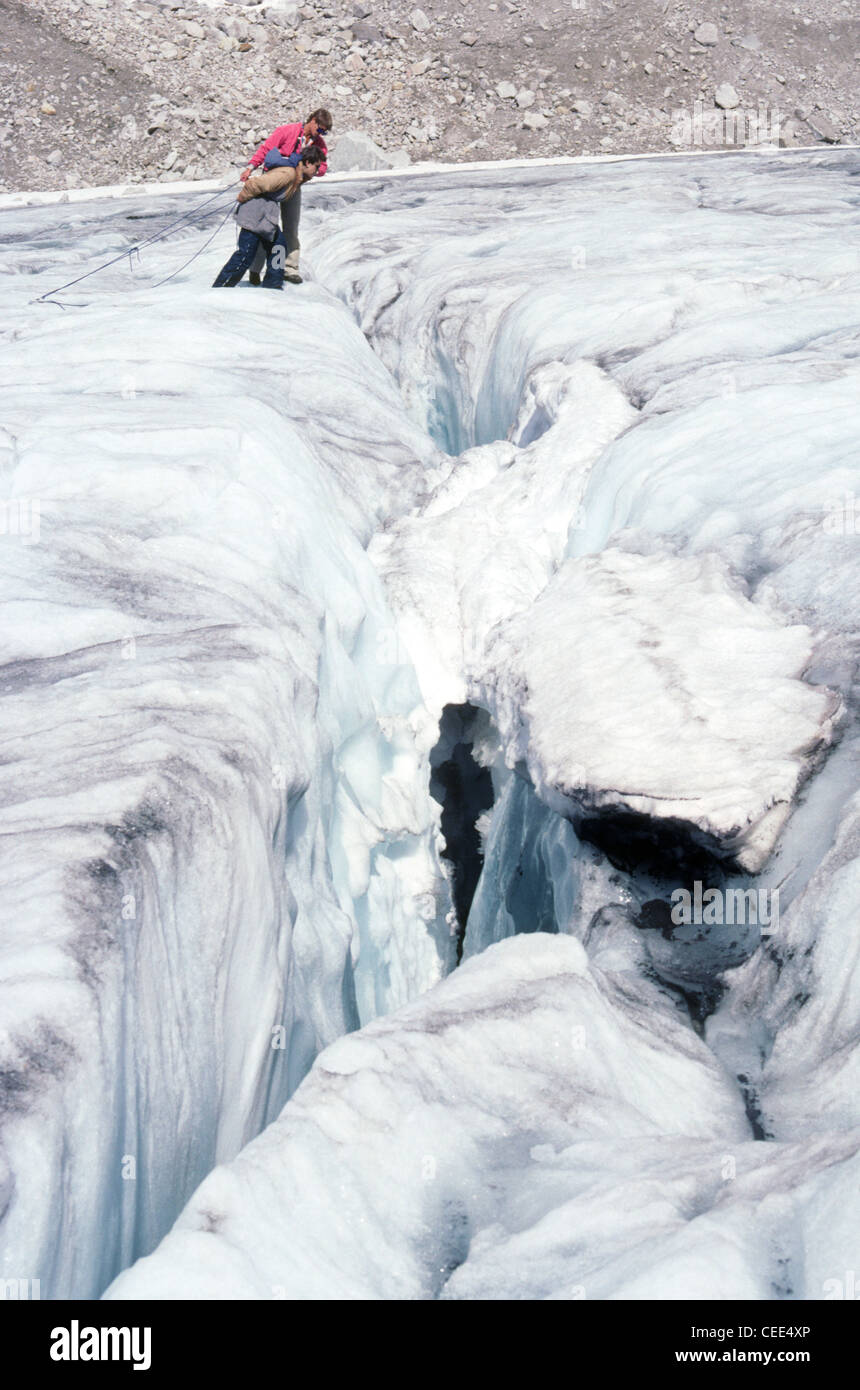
[240,108,331,285]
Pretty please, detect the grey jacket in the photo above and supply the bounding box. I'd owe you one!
[234,166,301,236]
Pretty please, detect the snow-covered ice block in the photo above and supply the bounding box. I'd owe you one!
[105,933,750,1298]
[105,933,860,1301]
[478,547,839,872]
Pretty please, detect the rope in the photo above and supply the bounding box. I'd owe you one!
[150,205,235,289]
[32,180,238,308]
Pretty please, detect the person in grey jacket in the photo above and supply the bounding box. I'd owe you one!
[212,147,321,289]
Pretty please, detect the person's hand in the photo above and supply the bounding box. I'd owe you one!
[239,166,253,182]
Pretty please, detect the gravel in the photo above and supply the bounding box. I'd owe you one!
[0,0,857,194]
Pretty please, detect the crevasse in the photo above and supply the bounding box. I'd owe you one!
[2,148,860,1300]
[0,191,455,1297]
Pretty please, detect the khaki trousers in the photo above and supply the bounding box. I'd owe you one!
[250,184,301,277]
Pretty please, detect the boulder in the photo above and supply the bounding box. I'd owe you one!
[805,112,840,143]
[714,84,740,110]
[352,20,383,42]
[329,129,407,171]
[694,23,719,46]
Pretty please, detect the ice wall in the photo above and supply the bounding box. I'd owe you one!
[0,194,453,1297]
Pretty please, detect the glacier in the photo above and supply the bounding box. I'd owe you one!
[0,188,455,1298]
[1,147,859,1300]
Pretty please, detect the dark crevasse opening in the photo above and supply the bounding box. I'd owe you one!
[429,703,495,961]
[462,763,769,1054]
[578,807,733,882]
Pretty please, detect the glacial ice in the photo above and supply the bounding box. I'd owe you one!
[106,933,860,1301]
[478,546,839,871]
[0,192,453,1297]
[2,148,860,1299]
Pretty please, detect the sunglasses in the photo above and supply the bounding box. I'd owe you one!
[315,126,329,136]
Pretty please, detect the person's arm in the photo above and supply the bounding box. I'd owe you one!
[315,138,328,177]
[237,167,298,202]
[241,123,301,180]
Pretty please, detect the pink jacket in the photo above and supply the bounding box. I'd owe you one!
[249,122,328,176]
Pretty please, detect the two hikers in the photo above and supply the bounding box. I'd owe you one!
[212,146,321,289]
[239,108,331,285]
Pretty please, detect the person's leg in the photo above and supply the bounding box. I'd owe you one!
[261,230,287,289]
[248,237,266,286]
[212,229,262,286]
[280,185,301,280]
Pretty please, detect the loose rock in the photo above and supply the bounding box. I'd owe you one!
[733,34,762,52]
[805,112,840,143]
[714,83,740,109]
[330,128,411,170]
[3,0,858,194]
[352,20,382,42]
[694,23,719,47]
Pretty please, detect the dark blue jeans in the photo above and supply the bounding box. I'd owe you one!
[213,227,287,288]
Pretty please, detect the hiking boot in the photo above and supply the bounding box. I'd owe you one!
[249,271,262,286]
[284,272,303,284]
